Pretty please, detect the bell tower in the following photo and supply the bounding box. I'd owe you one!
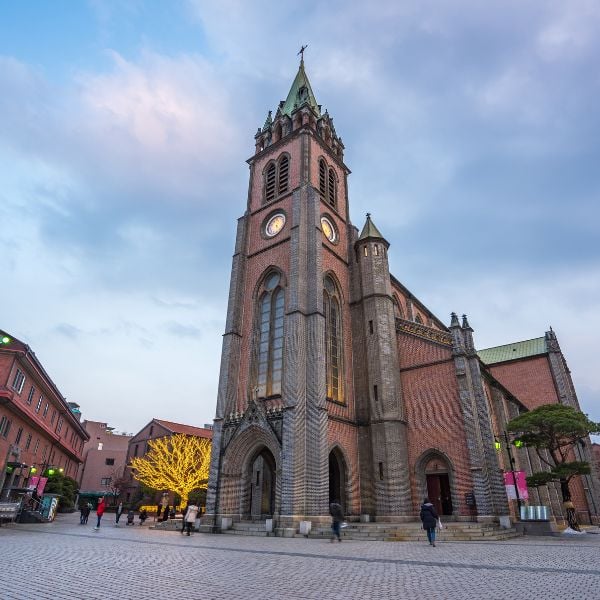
[204,57,354,529]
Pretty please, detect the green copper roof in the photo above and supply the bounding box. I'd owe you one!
[478,337,547,365]
[358,213,385,241]
[281,60,320,117]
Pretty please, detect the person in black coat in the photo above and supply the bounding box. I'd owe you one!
[419,497,439,547]
[329,500,344,542]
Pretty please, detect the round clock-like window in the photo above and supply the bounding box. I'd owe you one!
[265,213,286,237]
[321,216,337,243]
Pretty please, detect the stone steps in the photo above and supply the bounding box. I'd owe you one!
[219,520,522,542]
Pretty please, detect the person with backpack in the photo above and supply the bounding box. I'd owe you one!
[419,497,439,547]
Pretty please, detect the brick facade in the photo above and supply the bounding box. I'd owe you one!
[203,62,599,531]
[0,329,89,499]
[77,420,131,505]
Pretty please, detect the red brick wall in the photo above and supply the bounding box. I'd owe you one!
[488,356,559,410]
[397,333,474,516]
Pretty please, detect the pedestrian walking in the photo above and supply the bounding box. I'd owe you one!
[79,504,86,525]
[161,505,170,522]
[420,497,439,547]
[139,508,148,525]
[83,502,91,524]
[93,497,106,531]
[329,500,344,542]
[182,504,199,536]
[126,509,135,525]
[115,502,124,527]
[180,505,189,534]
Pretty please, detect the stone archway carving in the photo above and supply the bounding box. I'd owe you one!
[218,424,281,518]
[415,449,458,517]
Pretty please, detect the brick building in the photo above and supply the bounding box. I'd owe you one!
[77,420,131,506]
[203,60,600,531]
[0,329,88,500]
[123,418,212,506]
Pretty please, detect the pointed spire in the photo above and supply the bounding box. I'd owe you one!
[358,213,385,241]
[450,312,460,328]
[281,59,320,117]
[462,314,472,330]
[262,110,273,131]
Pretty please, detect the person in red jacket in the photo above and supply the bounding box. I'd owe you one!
[93,497,106,531]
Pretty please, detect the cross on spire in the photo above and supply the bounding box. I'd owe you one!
[298,44,308,64]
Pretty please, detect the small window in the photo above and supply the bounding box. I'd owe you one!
[149,425,154,435]
[105,458,115,466]
[100,477,112,486]
[369,320,373,334]
[378,462,384,480]
[415,314,423,324]
[50,410,57,424]
[134,444,139,457]
[373,244,379,256]
[27,386,35,405]
[12,369,26,394]
[56,417,63,434]
[25,433,32,450]
[15,427,23,445]
[33,438,40,455]
[97,442,103,451]
[41,446,48,462]
[373,385,379,402]
[0,416,11,438]
[363,246,368,257]
[35,395,43,413]
[43,402,49,417]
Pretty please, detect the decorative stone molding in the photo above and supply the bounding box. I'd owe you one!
[395,318,453,346]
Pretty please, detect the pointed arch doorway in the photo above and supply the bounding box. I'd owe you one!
[249,447,276,519]
[425,457,453,516]
[328,448,347,512]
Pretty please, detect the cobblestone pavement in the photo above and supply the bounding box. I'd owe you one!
[1,513,600,599]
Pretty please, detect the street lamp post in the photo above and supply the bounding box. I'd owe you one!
[503,431,523,515]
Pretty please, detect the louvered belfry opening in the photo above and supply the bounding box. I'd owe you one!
[265,162,276,202]
[327,168,336,207]
[319,159,327,196]
[278,155,289,195]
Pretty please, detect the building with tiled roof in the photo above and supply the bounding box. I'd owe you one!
[0,329,89,503]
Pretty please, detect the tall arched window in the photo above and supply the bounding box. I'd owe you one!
[324,275,343,402]
[278,155,289,195]
[256,272,285,397]
[393,296,404,319]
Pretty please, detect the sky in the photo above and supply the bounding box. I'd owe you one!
[1,0,599,436]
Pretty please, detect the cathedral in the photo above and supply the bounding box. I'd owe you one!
[202,59,599,532]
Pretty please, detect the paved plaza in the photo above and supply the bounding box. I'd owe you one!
[1,513,600,599]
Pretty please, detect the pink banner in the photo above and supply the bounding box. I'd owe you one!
[28,476,39,491]
[37,477,48,495]
[503,471,529,500]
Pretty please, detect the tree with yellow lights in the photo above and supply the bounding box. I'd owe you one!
[130,434,211,507]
